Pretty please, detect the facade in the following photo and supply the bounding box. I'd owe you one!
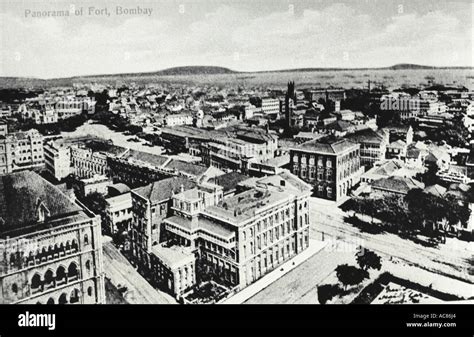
[0,129,44,175]
[162,171,312,292]
[70,141,128,178]
[164,113,193,127]
[44,139,72,181]
[290,138,363,201]
[130,177,197,269]
[104,192,133,236]
[0,171,105,304]
[261,98,280,116]
[346,129,389,168]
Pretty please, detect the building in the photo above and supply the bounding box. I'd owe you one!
[0,129,44,175]
[75,175,112,198]
[0,171,105,304]
[290,138,363,201]
[104,184,133,236]
[346,129,388,168]
[161,171,311,295]
[70,140,128,178]
[261,98,280,116]
[44,139,72,181]
[371,176,424,197]
[202,130,278,173]
[164,113,193,127]
[130,177,197,270]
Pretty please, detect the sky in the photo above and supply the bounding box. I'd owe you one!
[0,0,472,78]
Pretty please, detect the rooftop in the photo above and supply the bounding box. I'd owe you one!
[151,244,195,270]
[164,159,209,177]
[208,172,249,193]
[204,187,289,224]
[133,176,196,203]
[0,171,88,237]
[122,149,170,167]
[293,138,358,155]
[372,176,424,194]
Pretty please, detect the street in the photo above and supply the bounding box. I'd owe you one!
[244,197,474,304]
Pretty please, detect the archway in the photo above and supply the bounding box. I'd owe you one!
[58,293,68,304]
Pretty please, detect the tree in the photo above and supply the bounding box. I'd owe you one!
[317,284,340,304]
[82,192,107,215]
[335,264,369,290]
[356,247,382,272]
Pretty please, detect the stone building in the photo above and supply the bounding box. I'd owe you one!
[0,171,105,304]
[161,170,311,292]
[290,138,363,201]
[130,177,197,269]
[0,129,44,175]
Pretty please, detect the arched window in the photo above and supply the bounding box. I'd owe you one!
[68,263,79,280]
[12,283,18,294]
[70,289,80,303]
[65,241,71,252]
[58,293,68,305]
[44,269,55,289]
[56,265,67,284]
[9,253,16,267]
[84,234,89,245]
[87,286,93,296]
[31,273,42,292]
[48,245,54,260]
[46,298,55,305]
[71,240,78,252]
[85,260,91,272]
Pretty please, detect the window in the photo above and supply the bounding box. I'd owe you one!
[87,287,93,296]
[84,234,89,245]
[12,283,18,294]
[85,260,91,271]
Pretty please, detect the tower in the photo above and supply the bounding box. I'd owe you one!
[285,81,296,131]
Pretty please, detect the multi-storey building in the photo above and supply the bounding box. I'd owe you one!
[104,185,133,236]
[0,171,105,304]
[346,129,389,168]
[0,129,44,175]
[44,139,72,181]
[202,131,278,173]
[290,138,363,201]
[70,140,128,178]
[159,171,312,296]
[261,98,280,116]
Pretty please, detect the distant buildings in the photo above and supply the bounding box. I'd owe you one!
[290,138,363,201]
[0,171,105,304]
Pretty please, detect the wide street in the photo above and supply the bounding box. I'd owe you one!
[308,198,474,283]
[244,197,474,304]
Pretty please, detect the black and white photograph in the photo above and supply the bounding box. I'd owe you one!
[0,0,473,336]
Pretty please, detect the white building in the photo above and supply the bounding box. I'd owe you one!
[44,140,72,181]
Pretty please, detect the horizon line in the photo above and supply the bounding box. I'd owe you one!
[1,63,473,81]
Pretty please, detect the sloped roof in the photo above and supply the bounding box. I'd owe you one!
[0,171,86,236]
[346,129,385,144]
[424,184,447,197]
[164,159,208,177]
[294,138,358,155]
[132,176,196,203]
[372,176,424,194]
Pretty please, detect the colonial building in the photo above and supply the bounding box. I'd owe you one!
[290,138,363,201]
[160,171,311,296]
[104,184,133,236]
[0,129,44,175]
[346,129,389,168]
[44,139,72,181]
[70,140,128,178]
[130,177,197,269]
[0,171,105,304]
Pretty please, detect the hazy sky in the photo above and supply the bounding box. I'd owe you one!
[0,0,472,78]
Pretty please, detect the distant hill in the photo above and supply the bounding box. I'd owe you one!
[75,66,238,79]
[0,64,472,88]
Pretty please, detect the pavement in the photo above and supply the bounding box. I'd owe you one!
[222,239,327,304]
[102,239,176,304]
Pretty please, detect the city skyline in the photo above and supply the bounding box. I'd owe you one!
[0,0,472,78]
